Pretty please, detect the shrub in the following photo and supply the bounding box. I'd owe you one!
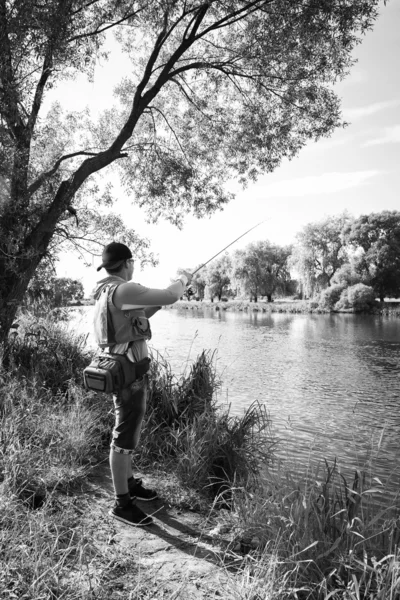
[335,283,376,312]
[0,375,110,501]
[318,284,346,311]
[5,302,91,395]
[331,263,362,287]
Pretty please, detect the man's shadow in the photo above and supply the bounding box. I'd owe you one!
[90,463,241,572]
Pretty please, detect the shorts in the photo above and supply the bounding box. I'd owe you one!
[110,374,149,455]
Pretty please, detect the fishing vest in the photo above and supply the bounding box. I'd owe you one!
[93,281,152,349]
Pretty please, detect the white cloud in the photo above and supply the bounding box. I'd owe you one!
[304,134,354,152]
[363,124,400,146]
[343,100,400,121]
[258,170,380,199]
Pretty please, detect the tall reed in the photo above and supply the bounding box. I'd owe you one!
[216,459,400,598]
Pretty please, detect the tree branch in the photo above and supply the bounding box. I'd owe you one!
[195,0,273,38]
[66,9,141,43]
[169,76,212,122]
[27,47,53,135]
[28,150,122,196]
[148,105,189,163]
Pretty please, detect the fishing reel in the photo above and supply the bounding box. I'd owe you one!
[185,287,194,297]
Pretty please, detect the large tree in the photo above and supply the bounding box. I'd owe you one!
[0,0,381,342]
[290,213,353,298]
[207,254,232,301]
[233,241,291,302]
[344,211,400,302]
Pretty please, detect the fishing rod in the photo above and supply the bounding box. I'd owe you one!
[191,220,267,276]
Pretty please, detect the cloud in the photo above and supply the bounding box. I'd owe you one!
[258,171,380,199]
[305,134,354,152]
[343,100,400,121]
[363,124,400,146]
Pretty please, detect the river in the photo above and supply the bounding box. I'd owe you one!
[72,305,400,494]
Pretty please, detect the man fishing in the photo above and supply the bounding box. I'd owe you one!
[93,242,192,527]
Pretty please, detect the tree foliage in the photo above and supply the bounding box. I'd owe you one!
[27,265,84,306]
[233,241,291,302]
[344,211,400,301]
[290,213,352,298]
[207,254,232,301]
[0,0,382,341]
[335,283,376,312]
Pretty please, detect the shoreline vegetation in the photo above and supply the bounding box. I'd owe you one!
[1,304,399,599]
[171,298,400,317]
[75,297,400,317]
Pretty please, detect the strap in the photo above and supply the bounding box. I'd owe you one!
[106,285,118,345]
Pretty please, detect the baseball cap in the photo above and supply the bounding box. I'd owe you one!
[97,242,132,271]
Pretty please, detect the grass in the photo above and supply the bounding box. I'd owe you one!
[141,349,276,505]
[0,302,399,599]
[211,460,400,598]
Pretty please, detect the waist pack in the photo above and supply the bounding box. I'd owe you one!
[83,354,151,394]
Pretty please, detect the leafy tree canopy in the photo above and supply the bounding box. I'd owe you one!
[290,213,353,297]
[344,211,400,301]
[207,254,232,301]
[0,0,382,340]
[233,240,291,301]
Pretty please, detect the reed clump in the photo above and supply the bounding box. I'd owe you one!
[141,350,276,504]
[214,460,400,598]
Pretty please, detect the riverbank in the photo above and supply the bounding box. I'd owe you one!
[1,304,399,599]
[172,298,400,316]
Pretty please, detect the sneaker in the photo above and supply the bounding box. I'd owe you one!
[129,478,158,502]
[109,500,153,527]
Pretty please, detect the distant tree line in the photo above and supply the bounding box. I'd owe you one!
[180,210,400,307]
[27,263,84,307]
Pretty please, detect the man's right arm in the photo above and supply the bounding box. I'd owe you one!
[113,274,192,310]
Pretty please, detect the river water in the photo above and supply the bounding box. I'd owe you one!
[73,306,400,494]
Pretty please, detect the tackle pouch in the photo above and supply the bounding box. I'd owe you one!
[83,355,151,394]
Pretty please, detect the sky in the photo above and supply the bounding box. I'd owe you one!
[55,1,400,295]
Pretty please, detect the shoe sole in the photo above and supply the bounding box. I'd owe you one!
[109,510,153,527]
[131,495,158,502]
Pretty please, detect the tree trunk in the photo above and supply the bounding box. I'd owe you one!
[0,259,41,345]
[267,294,272,302]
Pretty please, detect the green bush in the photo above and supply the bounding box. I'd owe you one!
[5,302,92,395]
[335,283,376,312]
[318,284,346,310]
[331,263,362,287]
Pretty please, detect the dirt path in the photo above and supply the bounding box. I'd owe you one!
[83,466,240,599]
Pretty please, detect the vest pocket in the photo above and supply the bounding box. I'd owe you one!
[131,316,151,338]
